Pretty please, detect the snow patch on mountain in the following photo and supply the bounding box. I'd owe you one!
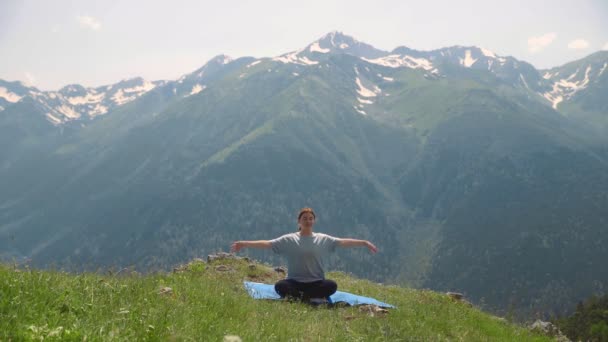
[67,92,105,105]
[112,89,136,106]
[340,43,349,49]
[377,74,394,82]
[542,66,592,109]
[111,81,155,105]
[189,84,206,96]
[219,55,233,65]
[600,62,607,76]
[542,93,564,110]
[56,104,80,119]
[567,70,579,81]
[355,77,380,97]
[273,50,319,65]
[46,113,62,124]
[123,81,155,94]
[480,47,497,58]
[0,87,22,103]
[89,104,108,117]
[353,106,367,115]
[460,50,477,67]
[310,42,330,53]
[247,60,261,68]
[363,55,438,74]
[358,97,374,104]
[519,74,530,89]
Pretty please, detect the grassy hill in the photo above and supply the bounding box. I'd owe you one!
[1,256,551,341]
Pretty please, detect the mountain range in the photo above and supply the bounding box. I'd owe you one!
[2,31,608,318]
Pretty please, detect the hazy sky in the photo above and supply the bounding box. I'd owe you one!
[1,0,607,90]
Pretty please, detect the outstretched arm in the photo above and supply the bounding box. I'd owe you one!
[337,238,378,253]
[230,240,272,253]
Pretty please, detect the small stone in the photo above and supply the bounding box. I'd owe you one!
[208,252,238,263]
[223,335,242,342]
[447,292,464,300]
[274,266,287,274]
[358,304,389,316]
[248,264,257,270]
[158,287,173,295]
[215,265,232,272]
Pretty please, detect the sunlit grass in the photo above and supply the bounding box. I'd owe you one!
[0,258,550,341]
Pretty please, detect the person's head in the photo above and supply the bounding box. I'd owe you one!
[297,207,316,231]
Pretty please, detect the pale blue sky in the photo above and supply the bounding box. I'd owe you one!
[1,0,607,90]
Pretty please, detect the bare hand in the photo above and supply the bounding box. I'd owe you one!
[230,241,244,253]
[366,241,378,253]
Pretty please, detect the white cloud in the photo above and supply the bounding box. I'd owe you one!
[568,39,590,50]
[77,15,101,31]
[602,42,608,51]
[528,33,557,53]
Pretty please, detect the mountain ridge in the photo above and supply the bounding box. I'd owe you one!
[1,32,606,128]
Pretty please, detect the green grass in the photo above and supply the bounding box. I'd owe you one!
[1,258,550,341]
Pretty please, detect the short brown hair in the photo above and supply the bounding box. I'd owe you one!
[298,207,316,220]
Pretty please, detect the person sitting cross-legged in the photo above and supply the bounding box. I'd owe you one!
[230,207,378,303]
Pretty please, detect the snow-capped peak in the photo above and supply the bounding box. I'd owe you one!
[0,76,159,124]
[272,48,319,66]
[314,31,386,59]
[273,31,387,66]
[319,31,359,48]
[210,54,233,65]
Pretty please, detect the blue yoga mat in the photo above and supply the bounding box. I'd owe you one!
[243,281,395,308]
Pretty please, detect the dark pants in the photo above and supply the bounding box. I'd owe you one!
[274,278,337,300]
